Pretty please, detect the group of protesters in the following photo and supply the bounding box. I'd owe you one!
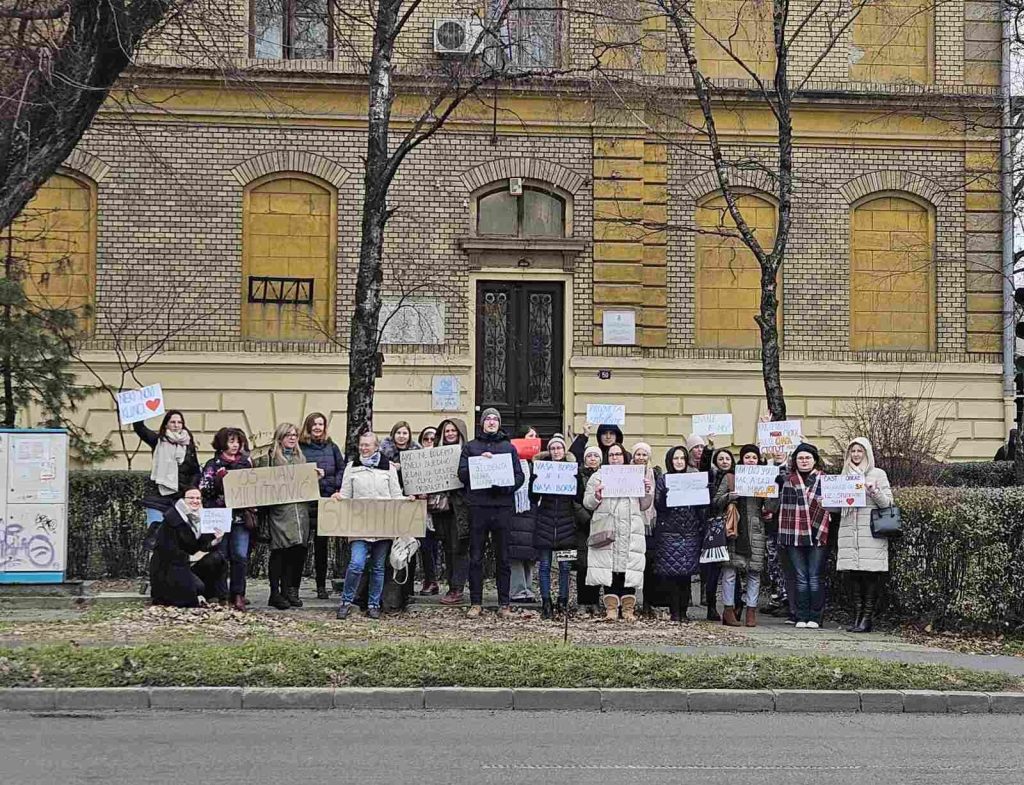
[136,407,893,633]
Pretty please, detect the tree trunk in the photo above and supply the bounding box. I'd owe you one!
[344,0,402,458]
[1,227,14,426]
[757,258,786,420]
[1014,408,1024,483]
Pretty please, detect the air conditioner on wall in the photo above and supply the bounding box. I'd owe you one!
[433,18,484,56]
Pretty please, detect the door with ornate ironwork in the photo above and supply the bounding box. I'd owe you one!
[475,282,564,438]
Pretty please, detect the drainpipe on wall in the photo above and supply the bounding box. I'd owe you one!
[1001,3,1016,429]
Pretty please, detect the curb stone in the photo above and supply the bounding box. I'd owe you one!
[0,689,1022,713]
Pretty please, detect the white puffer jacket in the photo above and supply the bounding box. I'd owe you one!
[583,469,652,589]
[836,438,894,573]
[339,459,406,543]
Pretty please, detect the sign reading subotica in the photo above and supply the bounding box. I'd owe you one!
[223,463,321,509]
[317,498,427,539]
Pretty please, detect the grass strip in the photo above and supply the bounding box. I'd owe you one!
[0,642,1018,691]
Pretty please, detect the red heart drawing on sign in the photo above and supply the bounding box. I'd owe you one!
[845,497,855,505]
[145,398,162,412]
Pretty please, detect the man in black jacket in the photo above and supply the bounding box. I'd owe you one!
[458,408,525,617]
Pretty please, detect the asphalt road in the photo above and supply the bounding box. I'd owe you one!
[2,710,1022,784]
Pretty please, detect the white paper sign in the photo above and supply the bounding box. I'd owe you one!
[757,420,803,458]
[692,414,733,437]
[735,465,780,498]
[586,404,626,426]
[468,453,515,490]
[200,508,233,535]
[599,465,645,498]
[431,375,460,411]
[532,460,579,495]
[117,384,165,425]
[401,444,463,496]
[602,310,636,345]
[665,472,710,507]
[821,474,867,508]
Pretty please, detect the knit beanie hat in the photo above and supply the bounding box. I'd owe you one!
[739,444,761,463]
[583,446,602,462]
[547,433,567,451]
[480,407,501,426]
[791,442,820,465]
[631,441,652,457]
[684,434,707,451]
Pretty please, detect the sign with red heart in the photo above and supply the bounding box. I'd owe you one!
[821,474,867,508]
[117,383,166,425]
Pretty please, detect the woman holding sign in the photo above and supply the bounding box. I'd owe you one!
[777,443,830,629]
[583,443,653,622]
[836,438,893,633]
[434,418,471,605]
[653,446,706,623]
[254,423,312,611]
[532,435,578,619]
[150,487,226,608]
[134,411,201,545]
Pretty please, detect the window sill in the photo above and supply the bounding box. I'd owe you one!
[457,236,586,271]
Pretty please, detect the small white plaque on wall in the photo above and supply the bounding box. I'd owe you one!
[379,298,445,345]
[602,310,636,345]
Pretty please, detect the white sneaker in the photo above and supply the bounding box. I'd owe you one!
[795,621,808,629]
[806,621,820,629]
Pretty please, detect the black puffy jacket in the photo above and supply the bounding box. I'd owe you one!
[457,428,525,509]
[532,452,578,551]
[652,469,707,578]
[507,506,538,561]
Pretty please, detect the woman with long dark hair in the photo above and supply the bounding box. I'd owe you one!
[300,412,345,599]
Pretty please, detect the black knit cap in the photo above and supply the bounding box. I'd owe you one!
[791,442,820,464]
[738,443,762,463]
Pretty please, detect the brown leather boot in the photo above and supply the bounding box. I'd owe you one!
[722,606,742,627]
[232,595,247,613]
[744,607,757,627]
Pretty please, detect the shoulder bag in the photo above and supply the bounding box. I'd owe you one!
[870,506,902,539]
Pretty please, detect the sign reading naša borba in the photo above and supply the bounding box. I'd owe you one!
[223,463,320,509]
[317,498,427,539]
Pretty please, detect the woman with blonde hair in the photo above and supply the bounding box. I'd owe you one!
[254,423,312,610]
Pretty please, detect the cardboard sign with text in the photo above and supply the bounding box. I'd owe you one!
[223,462,320,509]
[665,471,710,507]
[317,498,427,539]
[468,453,515,489]
[532,460,578,496]
[400,444,463,496]
[599,465,645,498]
[821,474,867,508]
[117,384,165,425]
[734,464,780,498]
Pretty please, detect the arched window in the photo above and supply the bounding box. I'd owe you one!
[850,0,933,84]
[242,173,336,341]
[694,0,775,80]
[850,193,934,351]
[476,184,566,238]
[695,191,777,349]
[12,170,97,332]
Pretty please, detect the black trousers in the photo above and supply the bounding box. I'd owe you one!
[269,544,307,594]
[607,571,636,597]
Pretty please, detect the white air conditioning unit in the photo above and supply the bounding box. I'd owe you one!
[433,18,484,56]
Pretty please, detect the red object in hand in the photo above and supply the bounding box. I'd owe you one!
[511,438,542,461]
[216,467,228,478]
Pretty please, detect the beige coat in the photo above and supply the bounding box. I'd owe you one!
[339,460,406,543]
[836,438,894,573]
[583,469,653,589]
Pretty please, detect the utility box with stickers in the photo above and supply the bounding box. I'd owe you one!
[0,429,69,583]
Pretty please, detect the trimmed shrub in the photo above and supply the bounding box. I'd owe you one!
[68,471,149,580]
[889,486,1024,630]
[934,461,1016,488]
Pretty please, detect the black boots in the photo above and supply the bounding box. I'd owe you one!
[850,574,878,633]
[286,587,303,608]
[541,599,554,620]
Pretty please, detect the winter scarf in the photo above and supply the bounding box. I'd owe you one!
[777,468,829,547]
[360,451,382,468]
[174,498,202,538]
[514,459,531,514]
[152,430,192,496]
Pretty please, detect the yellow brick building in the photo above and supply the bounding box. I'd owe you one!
[13,0,1012,464]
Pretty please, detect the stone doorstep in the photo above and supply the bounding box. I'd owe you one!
[1,688,1021,713]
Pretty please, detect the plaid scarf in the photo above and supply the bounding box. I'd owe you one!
[777,470,829,547]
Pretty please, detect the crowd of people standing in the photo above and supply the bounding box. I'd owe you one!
[137,408,893,633]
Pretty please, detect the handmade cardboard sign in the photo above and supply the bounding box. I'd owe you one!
[757,420,803,458]
[533,460,578,495]
[317,498,427,539]
[735,464,780,498]
[692,413,733,437]
[223,463,320,509]
[586,404,625,426]
[821,474,867,508]
[117,384,165,425]
[599,465,645,498]
[665,472,710,507]
[400,445,462,496]
[199,508,233,535]
[468,453,515,489]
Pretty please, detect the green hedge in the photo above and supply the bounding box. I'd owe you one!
[934,461,1016,488]
[68,471,150,580]
[889,486,1024,630]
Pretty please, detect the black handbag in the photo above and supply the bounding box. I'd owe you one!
[870,506,902,539]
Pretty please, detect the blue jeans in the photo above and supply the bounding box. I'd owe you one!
[216,523,250,598]
[538,550,571,602]
[785,545,828,622]
[341,540,390,609]
[142,507,164,552]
